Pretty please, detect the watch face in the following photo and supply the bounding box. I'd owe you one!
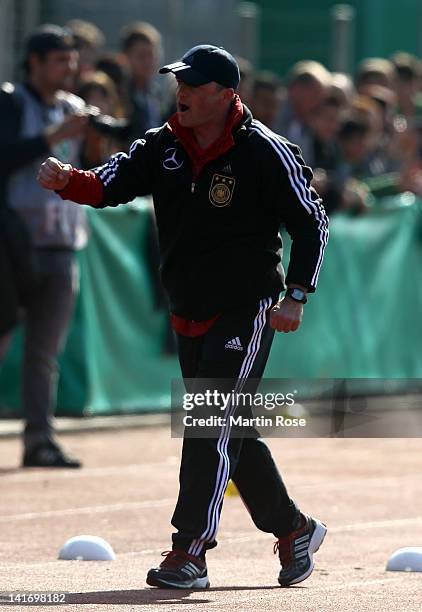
[292,289,304,300]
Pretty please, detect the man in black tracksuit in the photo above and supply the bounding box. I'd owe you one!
[38,45,329,589]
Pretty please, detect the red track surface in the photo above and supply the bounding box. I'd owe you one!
[0,429,421,611]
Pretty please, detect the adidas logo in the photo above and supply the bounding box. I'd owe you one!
[225,337,243,351]
[221,164,232,174]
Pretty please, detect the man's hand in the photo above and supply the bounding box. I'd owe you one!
[37,157,73,191]
[270,296,304,333]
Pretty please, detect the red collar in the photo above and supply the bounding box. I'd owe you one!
[167,95,243,177]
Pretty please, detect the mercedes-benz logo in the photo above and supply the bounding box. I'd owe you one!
[163,147,184,171]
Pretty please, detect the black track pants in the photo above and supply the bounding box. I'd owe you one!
[172,297,300,557]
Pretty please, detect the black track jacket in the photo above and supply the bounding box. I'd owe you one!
[91,105,329,320]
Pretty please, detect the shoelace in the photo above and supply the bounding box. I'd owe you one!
[273,538,292,567]
[159,550,196,568]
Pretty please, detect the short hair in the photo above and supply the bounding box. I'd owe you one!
[356,58,394,87]
[361,85,397,111]
[287,60,332,88]
[95,52,128,91]
[77,71,123,117]
[235,56,253,81]
[331,72,355,103]
[66,19,105,50]
[391,52,421,82]
[252,71,281,96]
[120,22,162,53]
[23,24,74,74]
[77,71,116,101]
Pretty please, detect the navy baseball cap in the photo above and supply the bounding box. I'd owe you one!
[159,44,240,89]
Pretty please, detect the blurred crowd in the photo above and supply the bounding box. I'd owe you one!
[242,55,422,214]
[7,18,418,215]
[51,18,422,215]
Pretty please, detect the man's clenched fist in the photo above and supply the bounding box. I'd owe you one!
[37,157,73,191]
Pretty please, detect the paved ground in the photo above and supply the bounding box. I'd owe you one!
[0,425,421,611]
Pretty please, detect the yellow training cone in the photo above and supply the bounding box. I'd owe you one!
[225,480,239,497]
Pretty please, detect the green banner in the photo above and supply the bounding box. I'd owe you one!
[1,194,421,416]
[268,193,422,379]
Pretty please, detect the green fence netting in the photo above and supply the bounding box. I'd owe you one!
[1,194,421,416]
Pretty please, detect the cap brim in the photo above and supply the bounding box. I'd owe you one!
[159,62,211,86]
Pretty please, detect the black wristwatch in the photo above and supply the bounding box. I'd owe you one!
[285,287,308,304]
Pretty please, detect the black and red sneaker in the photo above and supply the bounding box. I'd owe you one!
[146,550,210,589]
[274,513,327,586]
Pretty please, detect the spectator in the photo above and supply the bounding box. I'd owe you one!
[66,19,105,85]
[331,72,355,107]
[363,85,397,129]
[391,52,422,120]
[311,96,342,163]
[350,90,422,198]
[96,52,130,102]
[77,71,126,167]
[120,22,177,355]
[355,58,395,95]
[0,25,89,467]
[250,71,283,130]
[335,115,373,213]
[361,85,402,175]
[78,71,123,117]
[390,54,422,191]
[120,21,173,142]
[338,114,373,174]
[277,60,331,161]
[351,95,383,151]
[309,95,343,214]
[236,56,254,106]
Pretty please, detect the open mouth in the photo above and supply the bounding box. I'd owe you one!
[178,103,190,113]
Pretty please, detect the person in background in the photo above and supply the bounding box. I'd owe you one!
[95,52,130,104]
[355,58,395,95]
[235,56,254,107]
[350,89,422,198]
[331,72,355,107]
[385,54,422,196]
[334,114,373,214]
[277,60,331,162]
[351,95,384,151]
[0,25,89,468]
[359,85,401,176]
[119,21,173,142]
[391,52,422,121]
[77,71,126,167]
[309,95,344,214]
[66,19,105,87]
[120,22,176,353]
[249,71,284,130]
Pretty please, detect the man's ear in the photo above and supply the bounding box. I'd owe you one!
[222,87,235,102]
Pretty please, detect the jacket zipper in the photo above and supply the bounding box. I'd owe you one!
[191,182,195,193]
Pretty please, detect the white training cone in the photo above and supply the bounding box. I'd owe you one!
[386,547,422,572]
[58,535,115,561]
